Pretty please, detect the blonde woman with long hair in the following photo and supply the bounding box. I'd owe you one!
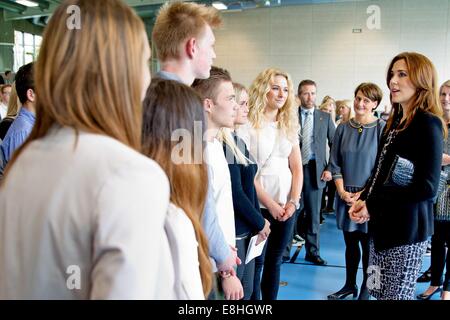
[320,96,337,125]
[0,0,171,299]
[319,96,337,217]
[0,84,11,119]
[0,82,21,140]
[336,99,355,125]
[5,82,21,118]
[238,68,303,300]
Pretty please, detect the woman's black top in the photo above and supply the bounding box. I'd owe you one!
[361,110,443,251]
[223,133,265,237]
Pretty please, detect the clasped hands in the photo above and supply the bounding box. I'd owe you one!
[269,200,296,222]
[348,200,370,224]
[340,191,361,206]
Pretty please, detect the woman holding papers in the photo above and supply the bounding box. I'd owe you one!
[219,82,270,300]
[238,69,303,300]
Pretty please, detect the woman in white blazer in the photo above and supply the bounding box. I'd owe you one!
[0,0,171,299]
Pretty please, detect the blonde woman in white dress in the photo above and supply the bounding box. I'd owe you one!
[238,68,303,300]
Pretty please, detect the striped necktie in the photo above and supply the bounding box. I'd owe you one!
[301,110,313,165]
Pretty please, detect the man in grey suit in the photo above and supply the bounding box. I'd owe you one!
[297,80,335,265]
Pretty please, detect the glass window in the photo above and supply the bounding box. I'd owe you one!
[15,30,23,46]
[24,33,34,46]
[13,45,24,72]
[35,35,42,46]
[13,31,42,71]
[35,35,42,58]
[24,46,34,64]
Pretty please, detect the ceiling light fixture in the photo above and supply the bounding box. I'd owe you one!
[212,2,228,10]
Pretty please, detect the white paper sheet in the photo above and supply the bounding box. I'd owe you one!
[245,234,267,264]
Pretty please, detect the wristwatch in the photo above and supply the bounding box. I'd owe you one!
[288,198,300,210]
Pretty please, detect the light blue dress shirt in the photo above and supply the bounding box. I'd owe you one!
[0,108,35,172]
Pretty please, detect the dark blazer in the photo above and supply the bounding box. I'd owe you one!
[361,111,443,251]
[224,133,265,237]
[299,107,336,188]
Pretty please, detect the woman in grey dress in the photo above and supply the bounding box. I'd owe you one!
[327,83,385,300]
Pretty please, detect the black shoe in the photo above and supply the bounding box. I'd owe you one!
[282,255,290,263]
[327,285,358,300]
[305,254,327,265]
[417,268,432,283]
[358,287,370,300]
[417,287,441,300]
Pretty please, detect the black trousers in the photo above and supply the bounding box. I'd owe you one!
[252,208,295,300]
[430,221,450,291]
[343,231,370,290]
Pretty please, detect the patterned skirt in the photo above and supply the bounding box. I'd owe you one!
[367,239,427,300]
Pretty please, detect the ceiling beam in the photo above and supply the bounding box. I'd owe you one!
[1,0,371,22]
[1,0,167,20]
[2,2,58,20]
[0,0,27,14]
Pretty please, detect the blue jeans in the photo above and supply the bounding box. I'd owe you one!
[252,208,296,300]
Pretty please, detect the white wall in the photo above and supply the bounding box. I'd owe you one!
[214,0,450,110]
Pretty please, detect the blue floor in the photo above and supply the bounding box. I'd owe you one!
[277,213,435,300]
